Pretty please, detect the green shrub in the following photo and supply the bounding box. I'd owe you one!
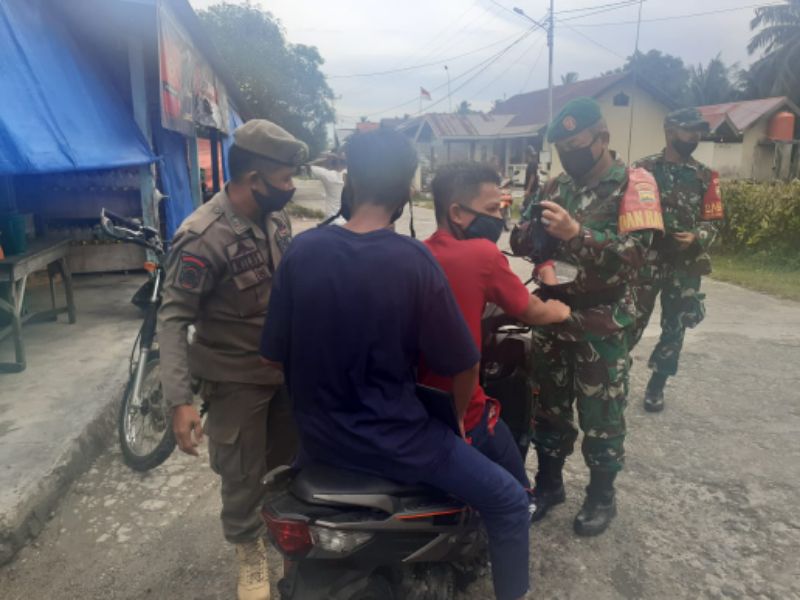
[718,180,800,259]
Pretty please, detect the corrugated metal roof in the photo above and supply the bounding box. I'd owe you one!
[696,97,796,134]
[396,113,536,140]
[490,72,676,129]
[491,73,629,128]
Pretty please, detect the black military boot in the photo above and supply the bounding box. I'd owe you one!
[530,450,566,523]
[573,470,617,537]
[643,372,667,412]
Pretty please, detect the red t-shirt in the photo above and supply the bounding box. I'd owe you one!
[420,229,531,432]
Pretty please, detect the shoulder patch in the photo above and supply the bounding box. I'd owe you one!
[270,211,293,255]
[618,167,665,234]
[175,252,210,292]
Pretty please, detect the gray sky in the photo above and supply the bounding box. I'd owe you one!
[188,0,771,127]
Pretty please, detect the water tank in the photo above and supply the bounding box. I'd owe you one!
[767,111,795,141]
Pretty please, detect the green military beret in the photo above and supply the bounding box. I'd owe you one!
[233,119,309,167]
[664,108,710,133]
[547,97,604,143]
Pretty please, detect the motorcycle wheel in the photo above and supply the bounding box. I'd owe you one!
[347,575,394,600]
[118,351,176,471]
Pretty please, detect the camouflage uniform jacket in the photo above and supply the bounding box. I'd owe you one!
[532,158,660,337]
[633,150,720,279]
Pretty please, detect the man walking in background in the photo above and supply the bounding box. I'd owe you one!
[630,108,724,412]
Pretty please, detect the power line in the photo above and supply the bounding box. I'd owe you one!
[363,27,538,119]
[554,0,642,15]
[470,32,547,100]
[560,21,627,60]
[519,37,549,93]
[327,36,515,79]
[416,27,540,115]
[562,2,783,27]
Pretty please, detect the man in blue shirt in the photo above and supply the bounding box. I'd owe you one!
[260,129,530,600]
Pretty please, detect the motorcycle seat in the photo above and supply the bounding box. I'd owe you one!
[291,462,439,509]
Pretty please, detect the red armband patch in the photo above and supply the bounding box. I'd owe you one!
[618,168,665,234]
[701,171,724,221]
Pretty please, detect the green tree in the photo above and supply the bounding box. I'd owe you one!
[624,50,690,105]
[456,100,475,115]
[748,0,800,102]
[560,72,579,85]
[198,2,334,156]
[687,54,740,106]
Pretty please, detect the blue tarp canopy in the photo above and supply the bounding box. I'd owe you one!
[0,0,156,175]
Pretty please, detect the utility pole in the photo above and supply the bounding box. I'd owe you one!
[513,3,555,170]
[445,65,452,113]
[548,0,554,130]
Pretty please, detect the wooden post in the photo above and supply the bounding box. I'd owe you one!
[210,130,221,193]
[188,136,202,208]
[127,36,157,229]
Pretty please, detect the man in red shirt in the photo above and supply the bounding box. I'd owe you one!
[419,162,570,491]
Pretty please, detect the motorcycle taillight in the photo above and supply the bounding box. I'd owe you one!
[261,510,313,559]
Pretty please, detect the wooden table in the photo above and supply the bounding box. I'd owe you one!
[0,239,76,373]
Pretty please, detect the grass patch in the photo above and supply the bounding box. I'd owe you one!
[286,203,325,220]
[710,252,800,301]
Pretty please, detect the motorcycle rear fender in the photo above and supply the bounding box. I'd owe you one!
[279,559,377,600]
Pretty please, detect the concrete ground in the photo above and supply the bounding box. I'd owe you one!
[1,181,799,599]
[0,272,144,565]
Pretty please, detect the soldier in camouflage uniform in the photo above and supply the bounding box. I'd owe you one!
[630,108,724,412]
[515,98,664,536]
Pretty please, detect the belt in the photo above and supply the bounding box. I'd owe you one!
[535,282,626,311]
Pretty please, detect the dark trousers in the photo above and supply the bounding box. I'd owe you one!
[469,404,531,490]
[418,436,531,600]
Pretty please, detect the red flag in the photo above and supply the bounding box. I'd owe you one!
[420,87,432,101]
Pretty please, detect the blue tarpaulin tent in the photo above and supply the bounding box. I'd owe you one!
[0,0,155,175]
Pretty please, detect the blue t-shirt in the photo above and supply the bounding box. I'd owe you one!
[260,226,479,482]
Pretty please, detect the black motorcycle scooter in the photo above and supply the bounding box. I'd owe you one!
[260,310,537,600]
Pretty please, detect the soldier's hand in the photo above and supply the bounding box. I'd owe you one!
[540,201,581,241]
[173,404,204,456]
[672,231,696,249]
[544,299,571,324]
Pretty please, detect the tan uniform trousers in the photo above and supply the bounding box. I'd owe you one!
[202,382,298,543]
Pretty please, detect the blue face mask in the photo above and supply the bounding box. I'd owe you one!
[456,205,505,244]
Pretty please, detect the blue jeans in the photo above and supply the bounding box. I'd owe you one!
[469,405,531,490]
[417,434,531,600]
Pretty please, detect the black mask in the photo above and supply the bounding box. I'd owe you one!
[340,183,354,220]
[253,177,295,214]
[558,134,603,179]
[455,206,505,243]
[672,139,698,159]
[339,182,407,225]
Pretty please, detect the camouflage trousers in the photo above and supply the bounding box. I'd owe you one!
[648,271,705,376]
[529,322,630,473]
[629,269,705,374]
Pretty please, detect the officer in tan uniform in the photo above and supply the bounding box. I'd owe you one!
[159,119,306,600]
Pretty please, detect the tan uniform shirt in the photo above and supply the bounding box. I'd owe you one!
[159,188,292,409]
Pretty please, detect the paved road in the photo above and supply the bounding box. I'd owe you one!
[2,183,799,599]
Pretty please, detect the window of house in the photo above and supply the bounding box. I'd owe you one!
[613,92,630,107]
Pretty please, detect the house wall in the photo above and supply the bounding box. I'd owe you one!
[695,142,743,179]
[549,82,670,176]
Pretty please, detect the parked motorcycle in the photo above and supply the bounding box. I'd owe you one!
[260,307,536,599]
[100,209,176,471]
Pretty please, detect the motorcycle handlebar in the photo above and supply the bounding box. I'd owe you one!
[103,209,142,231]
